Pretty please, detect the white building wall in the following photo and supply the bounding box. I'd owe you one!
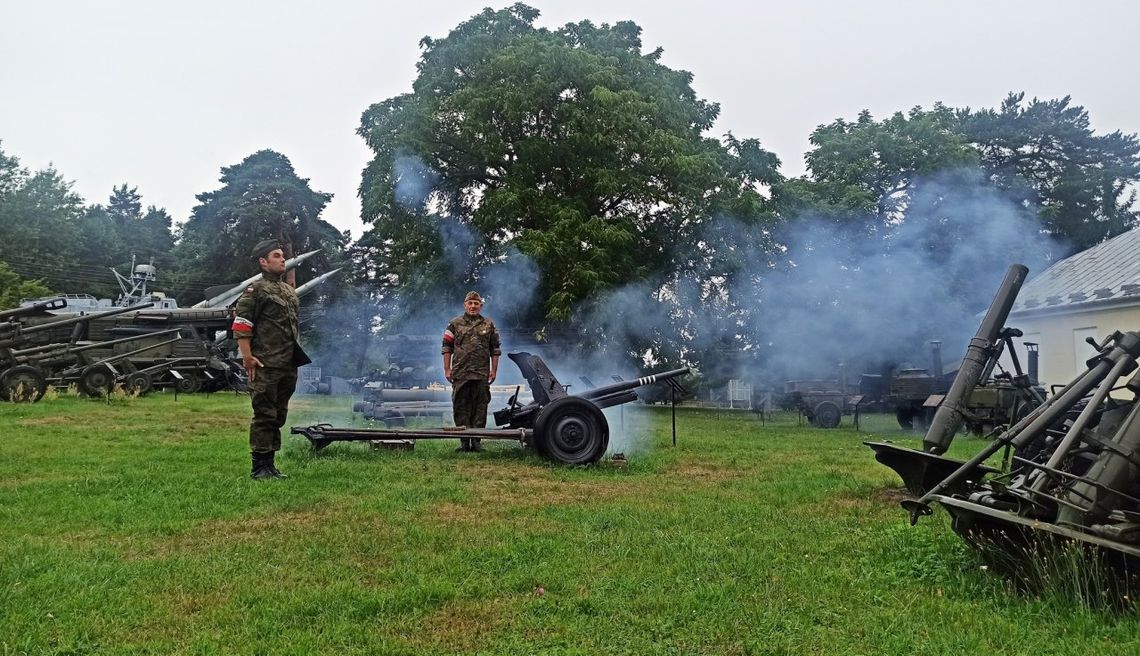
[1001,305,1140,390]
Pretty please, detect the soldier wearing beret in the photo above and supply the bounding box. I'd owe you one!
[232,238,311,479]
[442,291,501,452]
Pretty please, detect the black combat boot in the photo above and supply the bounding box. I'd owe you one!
[267,451,288,479]
[469,439,483,452]
[250,452,275,480]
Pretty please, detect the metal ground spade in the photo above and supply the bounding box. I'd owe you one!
[532,396,610,465]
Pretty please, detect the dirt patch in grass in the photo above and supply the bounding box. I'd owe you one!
[120,504,393,559]
[404,597,513,652]
[15,416,76,427]
[810,485,912,517]
[871,486,912,505]
[670,459,747,484]
[426,458,750,527]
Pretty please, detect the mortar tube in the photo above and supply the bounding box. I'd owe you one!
[922,265,1028,454]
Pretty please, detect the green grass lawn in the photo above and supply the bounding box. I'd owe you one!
[2,392,1138,655]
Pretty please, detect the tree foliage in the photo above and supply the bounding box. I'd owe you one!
[789,94,1140,254]
[0,142,179,300]
[357,4,780,329]
[173,150,349,303]
[962,93,1140,249]
[0,261,52,310]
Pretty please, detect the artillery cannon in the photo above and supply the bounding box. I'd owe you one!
[293,352,690,465]
[0,300,154,401]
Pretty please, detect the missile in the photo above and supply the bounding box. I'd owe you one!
[295,268,342,297]
[191,249,322,308]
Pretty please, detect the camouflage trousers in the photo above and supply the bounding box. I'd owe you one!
[249,366,298,453]
[452,378,491,429]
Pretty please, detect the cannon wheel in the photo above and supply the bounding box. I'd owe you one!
[812,401,842,429]
[176,372,201,394]
[79,365,115,397]
[896,407,915,430]
[126,372,153,396]
[533,396,609,465]
[914,406,935,432]
[0,365,48,402]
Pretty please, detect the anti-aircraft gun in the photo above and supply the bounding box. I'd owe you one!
[294,352,691,465]
[892,264,1140,583]
[0,299,156,401]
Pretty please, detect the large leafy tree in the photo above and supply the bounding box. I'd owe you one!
[0,143,178,300]
[783,104,977,224]
[962,93,1140,250]
[0,151,89,293]
[788,94,1140,254]
[357,4,780,334]
[173,150,348,303]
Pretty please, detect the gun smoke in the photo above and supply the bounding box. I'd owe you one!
[312,160,1064,455]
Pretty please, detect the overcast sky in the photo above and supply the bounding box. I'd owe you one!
[2,1,1137,239]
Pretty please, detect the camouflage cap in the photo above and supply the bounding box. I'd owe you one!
[464,291,483,303]
[251,238,281,260]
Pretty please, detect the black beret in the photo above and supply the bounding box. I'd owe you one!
[251,239,281,259]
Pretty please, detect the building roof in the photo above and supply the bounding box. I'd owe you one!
[1011,227,1140,316]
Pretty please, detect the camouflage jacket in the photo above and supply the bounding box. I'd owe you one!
[232,272,304,369]
[442,314,501,381]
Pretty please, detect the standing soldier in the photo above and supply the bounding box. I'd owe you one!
[442,291,501,452]
[232,239,311,479]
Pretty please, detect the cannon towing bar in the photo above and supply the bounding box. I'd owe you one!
[292,424,531,452]
[292,352,691,465]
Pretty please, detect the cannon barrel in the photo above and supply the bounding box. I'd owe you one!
[578,367,690,401]
[922,265,1028,454]
[0,302,154,346]
[8,328,181,359]
[0,298,68,321]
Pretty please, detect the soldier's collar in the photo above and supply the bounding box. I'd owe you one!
[263,271,286,283]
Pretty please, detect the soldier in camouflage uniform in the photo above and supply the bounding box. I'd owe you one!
[232,239,311,479]
[442,291,501,452]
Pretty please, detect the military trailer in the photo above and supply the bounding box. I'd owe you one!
[784,364,865,428]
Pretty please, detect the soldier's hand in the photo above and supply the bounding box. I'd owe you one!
[445,368,453,383]
[488,371,497,384]
[244,356,263,382]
